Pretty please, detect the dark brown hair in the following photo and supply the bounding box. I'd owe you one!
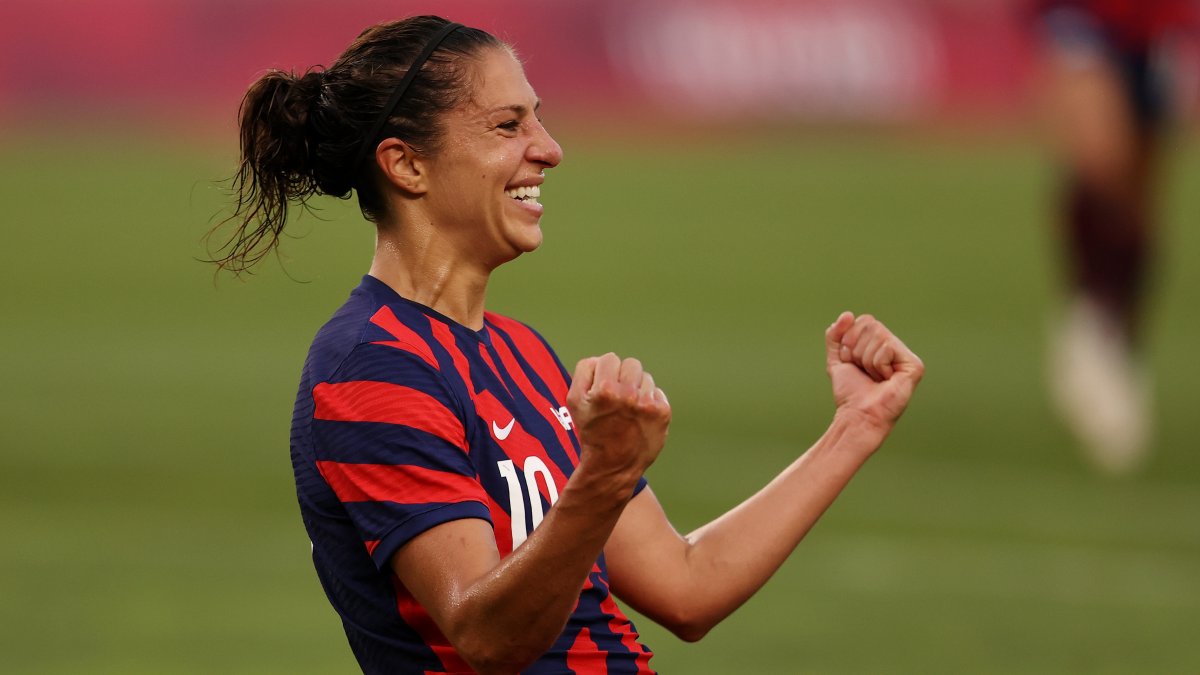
[208,15,503,274]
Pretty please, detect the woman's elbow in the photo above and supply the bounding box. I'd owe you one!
[669,623,711,643]
[454,632,555,674]
[457,644,542,675]
[658,608,718,643]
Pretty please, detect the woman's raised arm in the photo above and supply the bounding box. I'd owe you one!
[604,312,924,641]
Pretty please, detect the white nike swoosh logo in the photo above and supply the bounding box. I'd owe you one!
[492,418,515,441]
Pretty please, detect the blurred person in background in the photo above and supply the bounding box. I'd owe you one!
[1033,0,1195,473]
[213,14,924,675]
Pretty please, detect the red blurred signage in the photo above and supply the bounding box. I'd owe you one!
[0,0,1159,126]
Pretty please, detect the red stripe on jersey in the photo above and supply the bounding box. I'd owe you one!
[487,327,579,464]
[370,306,440,370]
[600,594,655,674]
[566,627,605,674]
[313,381,466,451]
[486,492,514,555]
[485,313,569,400]
[365,540,380,556]
[316,461,488,505]
[394,577,475,674]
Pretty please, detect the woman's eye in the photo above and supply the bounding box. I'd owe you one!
[498,120,520,132]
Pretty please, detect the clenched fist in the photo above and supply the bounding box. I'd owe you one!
[825,312,924,441]
[566,353,671,486]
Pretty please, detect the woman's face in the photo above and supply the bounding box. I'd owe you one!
[421,47,563,268]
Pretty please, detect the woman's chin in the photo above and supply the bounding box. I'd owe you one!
[486,227,542,269]
[511,224,544,254]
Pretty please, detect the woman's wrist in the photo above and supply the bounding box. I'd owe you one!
[826,408,892,459]
[564,454,645,508]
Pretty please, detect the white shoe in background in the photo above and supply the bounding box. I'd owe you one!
[1049,296,1152,474]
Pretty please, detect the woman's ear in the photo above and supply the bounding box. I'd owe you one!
[374,138,427,195]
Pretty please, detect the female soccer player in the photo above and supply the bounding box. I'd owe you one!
[1033,0,1193,472]
[215,16,924,674]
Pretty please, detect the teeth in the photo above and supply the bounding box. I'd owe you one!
[505,185,541,200]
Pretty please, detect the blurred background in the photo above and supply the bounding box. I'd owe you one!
[1,0,1198,672]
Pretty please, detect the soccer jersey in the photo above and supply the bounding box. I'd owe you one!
[291,275,654,674]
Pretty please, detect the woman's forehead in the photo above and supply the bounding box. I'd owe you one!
[463,49,538,113]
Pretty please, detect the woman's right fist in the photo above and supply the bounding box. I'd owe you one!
[566,353,671,480]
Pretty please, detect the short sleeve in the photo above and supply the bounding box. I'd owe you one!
[310,342,492,570]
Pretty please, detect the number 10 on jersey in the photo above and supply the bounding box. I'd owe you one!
[496,458,560,548]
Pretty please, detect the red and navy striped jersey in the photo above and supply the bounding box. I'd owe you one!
[291,275,655,674]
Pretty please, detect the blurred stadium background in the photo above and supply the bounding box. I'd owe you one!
[2,0,1198,672]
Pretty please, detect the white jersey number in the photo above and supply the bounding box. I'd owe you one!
[496,458,560,548]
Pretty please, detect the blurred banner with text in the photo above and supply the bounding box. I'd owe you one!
[1,0,1195,128]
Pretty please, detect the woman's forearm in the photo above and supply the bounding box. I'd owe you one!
[401,459,640,674]
[673,413,884,637]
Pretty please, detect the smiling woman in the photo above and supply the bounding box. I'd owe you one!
[399,49,560,270]
[215,14,924,675]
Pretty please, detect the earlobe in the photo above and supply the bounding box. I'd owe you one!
[376,138,427,195]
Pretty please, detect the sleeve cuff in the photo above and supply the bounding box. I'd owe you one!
[370,500,494,570]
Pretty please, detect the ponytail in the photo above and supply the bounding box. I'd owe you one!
[208,68,327,274]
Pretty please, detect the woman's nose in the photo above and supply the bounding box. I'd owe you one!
[529,123,563,168]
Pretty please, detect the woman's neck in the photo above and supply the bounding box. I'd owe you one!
[368,223,491,330]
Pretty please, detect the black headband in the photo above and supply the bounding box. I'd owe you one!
[352,21,463,173]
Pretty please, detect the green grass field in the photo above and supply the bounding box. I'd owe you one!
[1,126,1198,673]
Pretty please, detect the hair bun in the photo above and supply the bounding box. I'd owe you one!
[291,69,326,118]
[296,69,325,93]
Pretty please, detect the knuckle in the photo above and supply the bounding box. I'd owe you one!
[591,383,616,402]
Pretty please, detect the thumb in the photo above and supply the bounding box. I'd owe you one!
[825,311,855,371]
